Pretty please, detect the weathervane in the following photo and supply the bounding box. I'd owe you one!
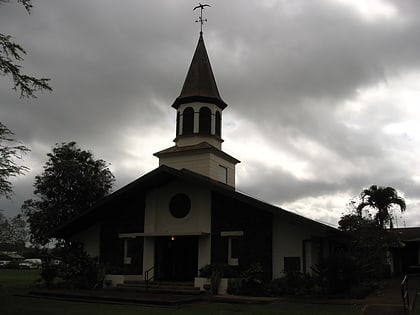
[193,3,210,34]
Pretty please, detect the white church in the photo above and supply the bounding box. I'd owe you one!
[54,28,337,287]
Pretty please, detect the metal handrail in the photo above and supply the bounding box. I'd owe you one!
[401,275,410,313]
[145,266,154,292]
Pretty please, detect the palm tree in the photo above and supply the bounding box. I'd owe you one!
[356,185,406,228]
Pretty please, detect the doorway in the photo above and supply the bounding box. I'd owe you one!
[154,236,198,281]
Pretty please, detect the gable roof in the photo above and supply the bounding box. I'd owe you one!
[171,33,227,110]
[52,165,335,238]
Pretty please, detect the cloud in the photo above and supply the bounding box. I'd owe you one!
[1,0,420,227]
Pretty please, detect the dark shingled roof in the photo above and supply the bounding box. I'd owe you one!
[172,33,228,110]
[153,142,240,164]
[394,227,420,241]
[52,165,335,238]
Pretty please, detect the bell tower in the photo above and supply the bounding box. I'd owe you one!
[154,23,239,187]
[172,33,227,150]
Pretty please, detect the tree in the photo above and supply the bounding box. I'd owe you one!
[23,142,115,246]
[0,212,8,243]
[337,191,404,282]
[0,122,30,199]
[1,0,52,97]
[338,212,397,281]
[0,211,28,251]
[356,185,406,228]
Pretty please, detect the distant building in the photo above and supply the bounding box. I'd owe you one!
[0,251,25,260]
[54,32,338,282]
[391,227,420,274]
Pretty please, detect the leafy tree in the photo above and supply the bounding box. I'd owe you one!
[1,0,52,97]
[23,142,115,246]
[338,198,400,281]
[0,211,28,251]
[0,122,30,199]
[356,185,406,228]
[339,213,395,275]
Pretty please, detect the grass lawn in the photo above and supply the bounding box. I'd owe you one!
[0,268,41,288]
[0,269,363,315]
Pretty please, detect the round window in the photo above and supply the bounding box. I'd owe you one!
[169,193,191,219]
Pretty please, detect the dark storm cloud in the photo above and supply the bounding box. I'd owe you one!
[1,0,420,226]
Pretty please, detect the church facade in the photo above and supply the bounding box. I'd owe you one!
[54,33,337,283]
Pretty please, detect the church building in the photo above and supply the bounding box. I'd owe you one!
[54,30,336,284]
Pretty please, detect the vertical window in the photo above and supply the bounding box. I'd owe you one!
[199,107,211,135]
[221,231,243,266]
[176,112,180,136]
[215,111,221,137]
[182,107,194,135]
[218,165,227,184]
[123,239,133,264]
[228,237,239,266]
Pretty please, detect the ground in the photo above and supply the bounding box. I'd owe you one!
[0,269,417,315]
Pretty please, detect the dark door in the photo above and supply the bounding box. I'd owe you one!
[155,236,198,281]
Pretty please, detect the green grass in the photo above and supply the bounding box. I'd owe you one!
[0,269,363,315]
[0,269,41,288]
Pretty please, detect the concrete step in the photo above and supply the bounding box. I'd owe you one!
[27,289,203,306]
[124,280,195,287]
[116,281,202,295]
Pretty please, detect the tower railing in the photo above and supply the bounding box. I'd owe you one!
[401,275,409,312]
[145,266,154,292]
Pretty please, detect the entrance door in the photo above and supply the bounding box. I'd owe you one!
[155,236,198,281]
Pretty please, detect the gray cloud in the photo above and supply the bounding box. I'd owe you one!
[1,0,420,227]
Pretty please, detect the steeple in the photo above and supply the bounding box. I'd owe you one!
[170,32,228,150]
[154,7,239,187]
[172,33,227,110]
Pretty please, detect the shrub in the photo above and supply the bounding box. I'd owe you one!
[240,263,265,295]
[227,278,242,295]
[198,264,213,278]
[323,252,359,293]
[227,263,266,296]
[199,263,237,278]
[40,261,58,288]
[58,243,104,289]
[269,272,319,296]
[198,264,226,294]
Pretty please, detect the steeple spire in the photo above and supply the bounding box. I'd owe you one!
[171,33,227,110]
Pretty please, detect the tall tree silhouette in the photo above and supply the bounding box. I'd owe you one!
[23,142,114,245]
[357,185,406,228]
[1,0,51,97]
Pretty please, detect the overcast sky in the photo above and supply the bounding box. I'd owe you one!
[1,0,420,227]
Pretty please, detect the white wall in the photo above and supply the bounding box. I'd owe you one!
[144,178,211,234]
[272,215,328,279]
[142,178,213,275]
[198,235,211,271]
[209,153,236,187]
[159,152,236,187]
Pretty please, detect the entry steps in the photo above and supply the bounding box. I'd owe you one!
[115,280,202,295]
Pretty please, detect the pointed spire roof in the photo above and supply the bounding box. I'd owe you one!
[172,33,227,110]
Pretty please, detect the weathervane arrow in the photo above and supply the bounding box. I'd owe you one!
[193,3,211,34]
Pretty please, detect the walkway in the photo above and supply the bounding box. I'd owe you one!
[362,276,419,315]
[23,276,420,313]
